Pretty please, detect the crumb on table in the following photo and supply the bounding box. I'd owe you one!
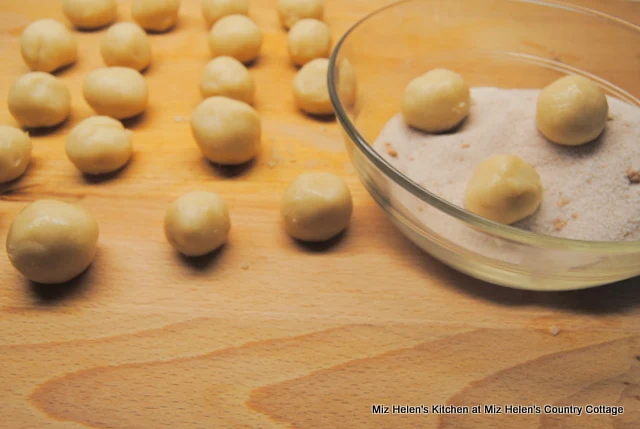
[549,325,560,336]
[385,142,398,158]
[553,218,568,231]
[461,143,470,149]
[627,167,640,183]
[571,212,579,220]
[557,197,571,208]
[240,263,250,270]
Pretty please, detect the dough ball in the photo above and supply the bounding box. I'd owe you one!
[132,0,180,32]
[199,56,255,105]
[277,0,323,29]
[164,191,231,256]
[63,0,117,30]
[536,75,608,146]
[0,125,32,184]
[208,14,262,64]
[190,96,261,165]
[8,72,71,128]
[464,154,543,225]
[281,172,352,242]
[66,116,133,175]
[292,58,333,115]
[337,58,356,107]
[402,68,470,133]
[202,0,249,27]
[20,19,77,73]
[6,200,99,284]
[287,18,331,66]
[83,67,149,119]
[100,22,151,71]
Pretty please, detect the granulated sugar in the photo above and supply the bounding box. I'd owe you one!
[374,87,640,242]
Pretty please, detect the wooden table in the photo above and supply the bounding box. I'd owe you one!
[1,1,639,428]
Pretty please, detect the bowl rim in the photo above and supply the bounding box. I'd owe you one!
[328,0,640,253]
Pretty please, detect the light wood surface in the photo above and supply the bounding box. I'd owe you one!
[1,1,639,428]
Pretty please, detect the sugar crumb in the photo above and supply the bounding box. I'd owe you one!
[627,167,640,183]
[408,155,415,161]
[320,126,327,132]
[557,197,571,208]
[267,160,277,168]
[553,218,568,231]
[240,263,250,270]
[571,212,579,219]
[461,143,471,149]
[586,178,593,184]
[385,142,398,157]
[173,115,188,123]
[549,325,560,336]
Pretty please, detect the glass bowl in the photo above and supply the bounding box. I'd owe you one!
[328,0,640,290]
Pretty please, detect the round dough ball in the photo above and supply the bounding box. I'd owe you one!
[199,56,255,104]
[536,75,608,146]
[6,200,99,284]
[83,67,149,119]
[63,0,117,30]
[277,0,323,29]
[464,154,543,225]
[190,96,261,165]
[202,0,249,27]
[337,58,356,107]
[282,172,352,242]
[132,0,180,32]
[66,116,133,175]
[0,126,32,184]
[164,191,231,257]
[402,68,470,133]
[208,14,262,64]
[292,58,333,115]
[100,22,151,71]
[20,19,77,73]
[8,72,71,128]
[288,19,331,66]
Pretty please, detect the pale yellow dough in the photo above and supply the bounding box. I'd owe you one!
[464,154,543,225]
[0,126,32,184]
[164,191,231,256]
[66,116,133,175]
[202,0,249,27]
[190,96,261,165]
[8,72,71,128]
[6,200,99,284]
[282,172,352,242]
[63,0,117,29]
[132,0,180,32]
[337,58,356,107]
[208,14,262,64]
[277,0,323,29]
[20,19,77,73]
[288,18,331,66]
[101,22,151,71]
[292,58,333,115]
[200,56,255,104]
[83,67,149,119]
[402,68,470,133]
[536,75,608,146]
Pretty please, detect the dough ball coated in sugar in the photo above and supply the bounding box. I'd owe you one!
[101,22,151,71]
[66,116,133,175]
[277,0,323,29]
[536,75,608,146]
[132,0,180,32]
[288,18,331,66]
[190,96,261,165]
[402,68,470,133]
[8,72,71,128]
[20,19,77,73]
[0,126,32,184]
[199,56,255,105]
[63,0,117,29]
[164,191,231,256]
[208,15,262,64]
[292,58,333,115]
[6,200,99,284]
[464,154,543,225]
[202,0,249,27]
[282,172,352,242]
[83,67,149,119]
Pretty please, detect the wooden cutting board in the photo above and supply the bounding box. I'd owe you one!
[1,1,639,428]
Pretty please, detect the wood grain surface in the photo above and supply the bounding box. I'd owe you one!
[1,0,640,428]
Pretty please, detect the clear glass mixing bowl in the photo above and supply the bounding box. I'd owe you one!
[328,0,640,290]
